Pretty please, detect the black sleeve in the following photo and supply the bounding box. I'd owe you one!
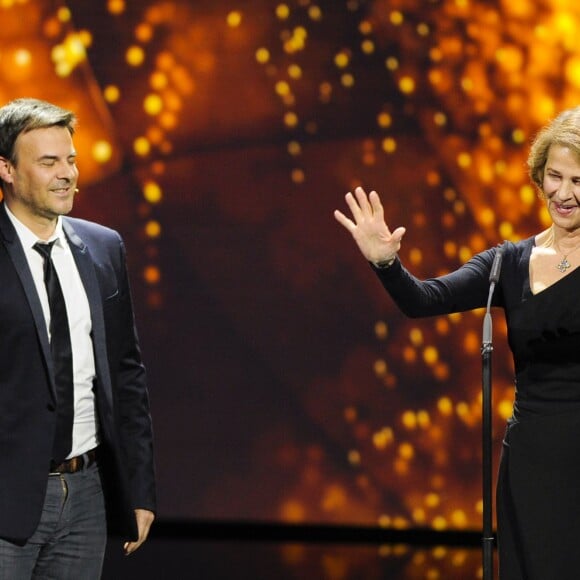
[371,246,503,318]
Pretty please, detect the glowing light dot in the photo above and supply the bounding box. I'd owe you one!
[276,81,291,96]
[149,72,167,91]
[226,11,242,27]
[284,112,299,128]
[437,397,453,416]
[143,181,163,204]
[57,7,71,21]
[403,346,417,363]
[402,411,417,430]
[155,111,174,130]
[373,427,394,450]
[413,508,427,524]
[308,6,322,20]
[409,248,422,265]
[423,346,439,365]
[92,140,113,163]
[390,11,404,25]
[520,185,536,205]
[126,45,145,67]
[347,450,361,466]
[135,23,153,43]
[144,265,161,284]
[417,22,430,36]
[145,220,161,238]
[133,137,151,156]
[377,112,392,128]
[341,73,355,87]
[276,3,290,19]
[426,171,440,187]
[539,205,551,228]
[409,328,423,346]
[417,410,430,429]
[382,137,397,153]
[459,246,472,263]
[430,47,443,62]
[398,442,414,460]
[281,500,305,522]
[498,399,513,420]
[375,320,388,339]
[432,516,447,530]
[457,152,472,168]
[361,39,375,54]
[14,49,31,67]
[288,64,302,79]
[103,85,120,103]
[456,402,470,419]
[434,112,447,126]
[461,77,474,91]
[425,493,440,508]
[398,76,415,94]
[385,57,399,71]
[287,141,301,156]
[144,93,163,116]
[55,62,72,78]
[374,359,387,377]
[334,52,349,68]
[480,207,495,226]
[291,168,305,183]
[344,406,357,422]
[499,221,514,239]
[107,0,125,14]
[378,515,391,528]
[359,20,372,34]
[512,128,525,144]
[255,47,270,64]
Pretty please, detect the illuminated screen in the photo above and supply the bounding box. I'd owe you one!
[2,0,566,530]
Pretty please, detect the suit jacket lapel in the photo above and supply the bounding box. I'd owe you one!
[0,202,56,401]
[62,219,115,415]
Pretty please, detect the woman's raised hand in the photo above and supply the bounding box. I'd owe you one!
[334,186,406,265]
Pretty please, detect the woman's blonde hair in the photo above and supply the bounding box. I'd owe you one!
[527,107,580,194]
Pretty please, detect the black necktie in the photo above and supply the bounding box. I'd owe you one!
[33,241,74,464]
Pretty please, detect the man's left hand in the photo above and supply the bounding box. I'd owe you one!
[124,509,155,555]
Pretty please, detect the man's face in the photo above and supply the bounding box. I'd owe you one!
[0,125,79,227]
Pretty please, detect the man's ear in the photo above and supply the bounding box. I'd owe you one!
[0,157,13,184]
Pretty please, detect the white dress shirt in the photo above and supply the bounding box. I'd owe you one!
[5,204,99,458]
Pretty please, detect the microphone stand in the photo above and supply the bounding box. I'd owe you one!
[481,302,494,580]
[481,247,502,580]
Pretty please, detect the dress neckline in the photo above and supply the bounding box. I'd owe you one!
[528,235,580,297]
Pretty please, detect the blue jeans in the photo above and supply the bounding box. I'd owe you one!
[0,461,107,580]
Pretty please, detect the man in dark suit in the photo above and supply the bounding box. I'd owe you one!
[0,98,156,578]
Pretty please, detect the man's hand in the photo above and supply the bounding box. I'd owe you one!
[334,186,406,264]
[124,509,155,555]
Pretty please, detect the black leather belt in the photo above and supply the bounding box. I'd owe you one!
[49,448,98,474]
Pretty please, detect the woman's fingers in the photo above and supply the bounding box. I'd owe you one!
[353,186,373,215]
[333,208,355,231]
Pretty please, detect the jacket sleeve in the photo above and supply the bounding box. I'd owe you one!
[371,245,504,318]
[111,235,156,513]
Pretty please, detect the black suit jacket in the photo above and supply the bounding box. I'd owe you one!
[0,201,156,542]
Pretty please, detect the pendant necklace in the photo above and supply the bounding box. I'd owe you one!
[553,239,580,273]
[556,255,572,273]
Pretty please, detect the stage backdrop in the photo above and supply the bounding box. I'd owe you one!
[1,0,575,531]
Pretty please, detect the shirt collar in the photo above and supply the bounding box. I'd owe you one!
[4,204,65,250]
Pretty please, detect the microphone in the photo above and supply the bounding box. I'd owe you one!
[489,246,504,284]
[483,245,504,345]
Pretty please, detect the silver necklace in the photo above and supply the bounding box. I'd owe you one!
[556,255,572,273]
[546,228,580,273]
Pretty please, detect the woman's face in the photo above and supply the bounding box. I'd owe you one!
[543,144,580,231]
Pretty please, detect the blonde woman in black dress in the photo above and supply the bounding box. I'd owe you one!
[335,107,580,579]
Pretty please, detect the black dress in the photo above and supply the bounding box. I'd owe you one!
[374,236,580,579]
